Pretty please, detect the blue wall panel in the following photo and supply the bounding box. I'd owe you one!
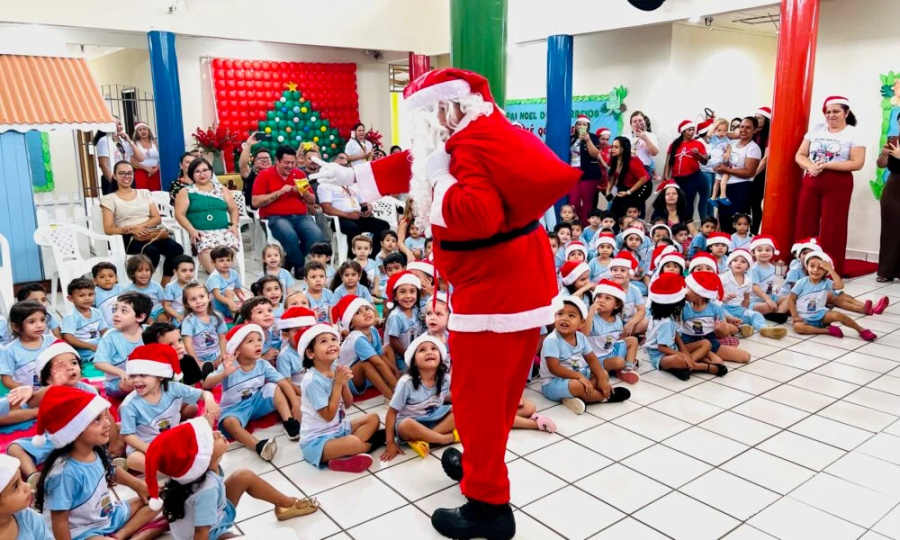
[0,132,43,283]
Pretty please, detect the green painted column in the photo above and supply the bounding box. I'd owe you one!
[450,0,508,107]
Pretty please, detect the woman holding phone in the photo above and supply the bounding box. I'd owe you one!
[877,111,900,281]
[568,115,606,222]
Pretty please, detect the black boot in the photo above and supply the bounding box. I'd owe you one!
[441,448,463,481]
[432,498,515,540]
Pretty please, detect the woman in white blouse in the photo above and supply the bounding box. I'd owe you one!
[794,96,866,275]
[130,122,161,191]
[345,123,374,164]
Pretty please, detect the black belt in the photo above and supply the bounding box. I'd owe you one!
[439,220,540,252]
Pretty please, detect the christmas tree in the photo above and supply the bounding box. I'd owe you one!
[252,82,345,159]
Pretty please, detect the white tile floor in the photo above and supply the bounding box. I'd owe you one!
[147,266,900,538]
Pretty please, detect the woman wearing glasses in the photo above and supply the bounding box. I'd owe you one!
[174,158,242,273]
[238,133,273,210]
[100,161,185,285]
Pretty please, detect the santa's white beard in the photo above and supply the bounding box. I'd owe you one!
[409,108,450,231]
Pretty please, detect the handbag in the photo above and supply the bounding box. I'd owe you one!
[127,227,169,254]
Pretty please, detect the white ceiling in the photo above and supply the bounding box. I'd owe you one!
[683,5,781,36]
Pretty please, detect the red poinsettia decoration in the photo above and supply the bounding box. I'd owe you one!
[365,128,383,149]
[192,123,241,153]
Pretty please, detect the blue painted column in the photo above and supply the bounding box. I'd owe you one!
[147,31,185,191]
[545,34,574,228]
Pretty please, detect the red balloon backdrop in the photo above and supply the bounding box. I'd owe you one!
[210,58,360,141]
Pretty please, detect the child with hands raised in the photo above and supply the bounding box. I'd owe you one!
[583,280,641,384]
[334,295,398,398]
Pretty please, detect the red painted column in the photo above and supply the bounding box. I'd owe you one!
[408,53,431,81]
[762,0,821,259]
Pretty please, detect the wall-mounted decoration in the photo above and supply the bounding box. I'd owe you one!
[872,71,900,200]
[26,132,53,192]
[504,86,629,141]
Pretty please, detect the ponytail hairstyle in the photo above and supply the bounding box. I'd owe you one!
[160,474,207,523]
[35,444,114,512]
[182,282,222,326]
[840,105,858,127]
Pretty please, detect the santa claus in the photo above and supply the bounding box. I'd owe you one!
[311,68,580,539]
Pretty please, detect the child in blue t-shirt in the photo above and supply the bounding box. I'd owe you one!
[730,213,753,251]
[644,273,719,381]
[688,216,717,259]
[404,222,426,260]
[304,261,336,324]
[0,387,37,432]
[352,235,382,298]
[297,324,384,472]
[259,244,296,293]
[335,296,397,398]
[93,292,151,398]
[253,275,286,320]
[124,254,166,322]
[14,284,61,339]
[609,255,649,337]
[206,246,246,318]
[0,302,56,391]
[621,227,651,295]
[331,260,374,304]
[385,272,425,372]
[789,251,877,341]
[92,261,124,328]
[61,278,108,363]
[748,236,789,320]
[589,234,616,282]
[119,343,218,473]
[583,281,640,384]
[239,297,281,363]
[719,250,786,339]
[162,255,196,324]
[0,453,54,539]
[146,418,319,538]
[180,283,228,367]
[203,324,300,461]
[275,307,317,397]
[682,272,750,365]
[539,296,630,415]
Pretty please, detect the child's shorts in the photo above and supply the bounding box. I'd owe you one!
[151,306,165,319]
[7,437,53,465]
[647,348,664,370]
[541,367,591,402]
[682,333,720,353]
[218,383,277,439]
[722,304,765,330]
[803,315,827,328]
[349,377,372,396]
[71,500,130,540]
[209,500,237,539]
[301,419,352,468]
[597,341,628,369]
[393,405,452,444]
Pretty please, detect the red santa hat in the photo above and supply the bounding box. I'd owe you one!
[727,248,754,267]
[651,244,677,271]
[706,232,732,248]
[686,271,725,301]
[575,115,591,125]
[749,235,780,256]
[560,261,590,286]
[32,386,110,448]
[332,295,373,330]
[278,307,317,331]
[650,223,672,238]
[35,340,79,377]
[295,323,340,357]
[593,233,617,249]
[144,417,214,512]
[659,252,686,271]
[0,454,20,493]
[385,271,422,309]
[649,273,686,304]
[610,251,639,275]
[823,95,851,112]
[404,334,448,366]
[126,344,182,381]
[656,179,682,193]
[553,294,588,319]
[791,236,819,256]
[805,250,834,268]
[407,261,434,277]
[593,279,626,303]
[564,241,589,260]
[697,118,714,135]
[225,324,264,355]
[689,252,718,272]
[756,107,772,119]
[678,119,696,133]
[403,68,497,113]
[595,127,611,137]
[622,227,645,243]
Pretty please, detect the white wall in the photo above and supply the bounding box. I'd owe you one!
[87,48,153,97]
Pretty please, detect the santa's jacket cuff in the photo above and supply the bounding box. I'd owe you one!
[448,303,556,333]
[430,171,457,229]
[354,150,412,203]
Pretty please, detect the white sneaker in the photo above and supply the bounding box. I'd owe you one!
[562,397,586,415]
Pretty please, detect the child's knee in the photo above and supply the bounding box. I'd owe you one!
[519,399,536,417]
[221,416,241,430]
[229,468,256,484]
[792,321,806,333]
[364,412,379,425]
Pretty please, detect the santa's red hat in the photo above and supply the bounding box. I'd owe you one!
[750,235,780,256]
[403,68,497,113]
[706,232,731,248]
[689,252,718,272]
[649,273,686,304]
[756,107,772,119]
[552,295,588,319]
[610,251,639,275]
[659,251,686,271]
[225,324,264,355]
[678,120,696,133]
[32,386,110,448]
[595,127,611,137]
[651,245,677,271]
[686,271,725,301]
[823,95,850,112]
[697,118,714,135]
[593,233,617,249]
[126,344,181,381]
[35,340,78,377]
[560,261,590,286]
[564,241,588,260]
[332,295,373,330]
[805,250,834,268]
[593,279,626,303]
[650,223,672,238]
[144,417,214,511]
[791,237,819,257]
[656,179,682,193]
[295,323,340,357]
[404,334,448,366]
[622,227,645,243]
[727,248,754,267]
[407,261,434,277]
[385,271,422,309]
[278,307,317,331]
[575,115,591,125]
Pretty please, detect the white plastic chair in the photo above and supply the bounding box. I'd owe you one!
[150,191,171,210]
[34,223,128,312]
[0,234,14,315]
[329,216,349,266]
[231,191,258,250]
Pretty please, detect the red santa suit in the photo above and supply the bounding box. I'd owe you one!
[352,69,581,504]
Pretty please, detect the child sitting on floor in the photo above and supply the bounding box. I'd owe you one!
[588,233,616,282]
[143,322,213,386]
[560,261,594,305]
[259,243,295,292]
[206,246,246,318]
[720,249,786,340]
[682,272,750,365]
[239,297,280,363]
[304,261,337,324]
[124,254,167,323]
[61,278,108,363]
[0,301,57,391]
[621,227,650,295]
[93,261,124,327]
[94,291,152,399]
[334,295,398,397]
[161,255,196,324]
[0,453,53,539]
[385,271,425,371]
[276,307,318,397]
[730,213,753,251]
[310,242,337,282]
[332,260,374,303]
[749,236,789,322]
[351,234,381,298]
[789,251,877,341]
[583,280,641,384]
[609,252,649,337]
[706,233,732,274]
[285,289,311,310]
[15,284,62,339]
[297,324,385,473]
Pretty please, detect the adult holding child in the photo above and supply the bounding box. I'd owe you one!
[794,96,866,276]
[716,117,762,234]
[568,115,605,223]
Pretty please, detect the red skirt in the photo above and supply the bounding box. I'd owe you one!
[134,168,161,191]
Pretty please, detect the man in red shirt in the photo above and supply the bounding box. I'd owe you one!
[251,145,325,276]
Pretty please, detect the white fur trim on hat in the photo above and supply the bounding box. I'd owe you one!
[564,243,588,259]
[36,342,78,377]
[593,283,626,303]
[825,97,850,108]
[392,273,422,291]
[405,80,472,113]
[749,237,780,256]
[648,287,686,305]
[609,257,635,275]
[686,274,718,300]
[407,261,434,277]
[622,227,645,242]
[278,315,317,331]
[173,418,215,485]
[553,295,588,319]
[403,334,448,366]
[650,224,672,238]
[0,454,20,492]
[126,359,173,379]
[756,107,772,119]
[340,297,372,330]
[689,254,717,272]
[561,262,590,286]
[727,249,753,266]
[679,121,696,133]
[594,235,617,248]
[296,324,340,359]
[659,253,685,269]
[36,395,110,448]
[805,250,833,268]
[225,324,264,355]
[706,235,731,247]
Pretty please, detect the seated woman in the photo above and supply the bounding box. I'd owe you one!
[168,152,197,204]
[317,166,390,260]
[174,158,242,273]
[101,161,185,286]
[650,180,692,229]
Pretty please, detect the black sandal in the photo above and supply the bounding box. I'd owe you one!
[877,276,894,283]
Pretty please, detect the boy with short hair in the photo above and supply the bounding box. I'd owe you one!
[61,278,108,363]
[304,261,336,324]
[206,246,246,317]
[94,291,152,398]
[689,216,718,259]
[162,254,195,324]
[570,220,584,243]
[92,261,124,327]
[142,321,212,385]
[351,235,381,298]
[382,252,407,284]
[309,242,336,281]
[15,283,61,338]
[671,223,691,254]
[582,209,603,244]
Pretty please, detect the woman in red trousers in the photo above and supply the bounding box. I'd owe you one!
[794,96,866,276]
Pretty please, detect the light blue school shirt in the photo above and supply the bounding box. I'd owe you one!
[339,330,382,367]
[0,316,10,346]
[791,277,834,322]
[389,373,451,421]
[218,359,284,410]
[306,288,336,323]
[688,233,707,259]
[623,283,645,322]
[355,259,381,292]
[276,345,305,385]
[386,307,424,350]
[162,281,187,317]
[333,284,374,304]
[61,308,107,362]
[258,268,295,293]
[783,263,806,296]
[206,269,243,315]
[645,317,677,353]
[124,281,165,314]
[94,284,124,327]
[681,301,726,337]
[14,508,53,539]
[119,382,202,446]
[181,314,227,363]
[263,327,282,356]
[581,226,599,244]
[299,368,347,444]
[716,256,729,274]
[405,236,426,257]
[0,335,56,388]
[94,330,142,387]
[730,233,753,251]
[539,330,593,383]
[750,262,779,302]
[588,258,612,283]
[169,472,234,540]
[586,314,623,358]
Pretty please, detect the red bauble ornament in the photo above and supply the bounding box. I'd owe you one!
[212,58,224,69]
[241,60,251,70]
[261,61,271,70]
[252,61,261,70]
[223,59,233,69]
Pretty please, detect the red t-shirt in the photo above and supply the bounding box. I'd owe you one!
[671,139,705,178]
[615,156,650,189]
[252,166,309,218]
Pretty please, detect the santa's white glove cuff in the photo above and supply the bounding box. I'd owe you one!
[308,157,356,187]
[425,147,451,188]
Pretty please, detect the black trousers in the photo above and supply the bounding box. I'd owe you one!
[123,235,185,276]
[750,171,767,234]
[337,216,391,258]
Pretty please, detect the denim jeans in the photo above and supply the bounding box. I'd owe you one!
[267,214,325,270]
[699,171,715,219]
[675,170,706,224]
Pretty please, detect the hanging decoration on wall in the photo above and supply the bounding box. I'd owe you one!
[504,86,629,142]
[26,132,54,193]
[210,59,357,161]
[872,71,900,200]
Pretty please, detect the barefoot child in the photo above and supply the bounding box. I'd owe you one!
[297,324,385,472]
[682,272,751,364]
[145,418,319,538]
[61,278,108,363]
[583,280,641,384]
[334,296,398,397]
[0,453,53,539]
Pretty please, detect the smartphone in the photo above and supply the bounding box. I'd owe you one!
[255,131,271,142]
[577,125,586,135]
[889,136,899,147]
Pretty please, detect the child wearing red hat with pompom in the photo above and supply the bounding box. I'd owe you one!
[276,306,318,397]
[334,295,397,399]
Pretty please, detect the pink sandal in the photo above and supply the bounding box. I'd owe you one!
[531,413,557,434]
